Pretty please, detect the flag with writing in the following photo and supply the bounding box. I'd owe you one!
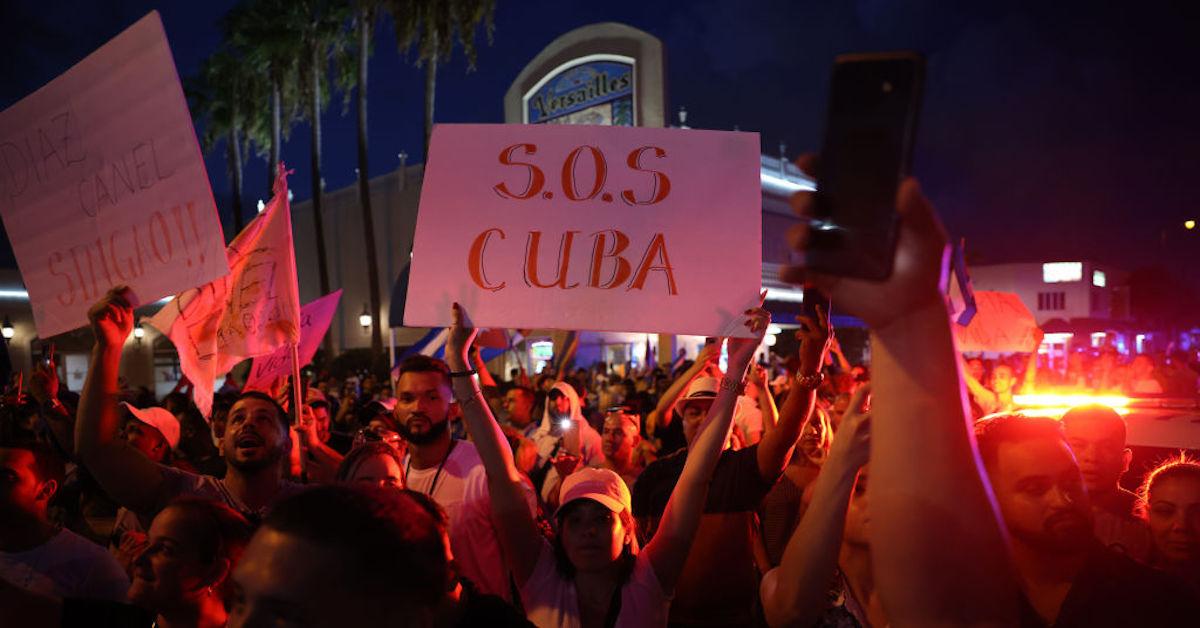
[243,289,342,392]
[148,166,302,416]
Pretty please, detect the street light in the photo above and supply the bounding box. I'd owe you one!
[359,304,372,332]
[1,317,13,342]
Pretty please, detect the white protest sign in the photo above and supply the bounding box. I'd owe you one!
[0,11,229,338]
[404,124,762,337]
[243,289,342,391]
[954,291,1042,353]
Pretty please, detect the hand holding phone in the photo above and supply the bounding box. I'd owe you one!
[782,53,948,331]
[806,52,925,281]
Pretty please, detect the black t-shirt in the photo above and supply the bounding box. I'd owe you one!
[1020,542,1200,627]
[457,578,534,627]
[62,598,153,627]
[631,444,775,523]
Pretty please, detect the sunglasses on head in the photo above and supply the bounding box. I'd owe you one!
[353,426,402,449]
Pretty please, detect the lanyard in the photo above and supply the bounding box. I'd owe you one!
[407,439,458,499]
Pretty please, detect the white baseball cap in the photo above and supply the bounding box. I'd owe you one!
[557,467,632,515]
[678,376,719,412]
[121,403,181,449]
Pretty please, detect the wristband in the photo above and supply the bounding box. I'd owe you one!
[719,376,740,393]
[794,371,825,389]
[448,368,478,378]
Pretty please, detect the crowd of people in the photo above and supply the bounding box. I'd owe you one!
[2,173,1199,627]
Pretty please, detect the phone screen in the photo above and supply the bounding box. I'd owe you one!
[808,52,924,280]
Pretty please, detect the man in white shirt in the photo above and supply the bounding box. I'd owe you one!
[393,355,533,601]
[0,441,129,601]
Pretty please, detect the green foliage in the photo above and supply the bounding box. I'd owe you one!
[188,47,265,160]
[387,0,496,70]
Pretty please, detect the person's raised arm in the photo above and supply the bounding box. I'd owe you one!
[645,343,719,436]
[782,176,1018,627]
[31,356,74,457]
[761,385,871,627]
[753,364,780,431]
[829,333,853,373]
[295,405,343,484]
[959,354,997,410]
[74,287,168,514]
[470,345,500,388]
[445,303,544,585]
[1020,330,1042,393]
[643,306,769,594]
[757,306,832,480]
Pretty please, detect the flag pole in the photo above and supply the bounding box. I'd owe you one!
[289,343,305,478]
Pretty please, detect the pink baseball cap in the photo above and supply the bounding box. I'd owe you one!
[557,467,631,515]
[121,403,181,449]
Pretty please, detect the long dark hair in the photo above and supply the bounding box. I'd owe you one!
[552,499,637,585]
[335,442,406,484]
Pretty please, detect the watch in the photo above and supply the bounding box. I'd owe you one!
[794,371,825,389]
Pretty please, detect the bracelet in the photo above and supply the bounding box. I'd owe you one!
[719,377,740,393]
[794,371,825,389]
[448,368,478,378]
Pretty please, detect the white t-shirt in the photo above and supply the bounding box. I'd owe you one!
[733,395,764,447]
[521,539,670,628]
[0,528,130,601]
[405,438,533,601]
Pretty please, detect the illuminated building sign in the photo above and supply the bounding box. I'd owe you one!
[1092,270,1106,287]
[524,56,634,125]
[530,340,555,361]
[1043,262,1082,283]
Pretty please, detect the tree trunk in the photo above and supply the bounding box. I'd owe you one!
[269,76,282,192]
[310,43,333,354]
[357,10,384,357]
[228,125,245,236]
[423,48,437,161]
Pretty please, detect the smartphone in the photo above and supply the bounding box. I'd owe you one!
[807,52,925,280]
[801,284,830,322]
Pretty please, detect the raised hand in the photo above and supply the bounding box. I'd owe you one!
[446,302,478,369]
[795,304,833,375]
[87,287,135,349]
[727,306,771,378]
[30,358,60,405]
[826,384,871,472]
[781,158,948,330]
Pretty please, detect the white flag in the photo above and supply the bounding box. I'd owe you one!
[149,166,301,416]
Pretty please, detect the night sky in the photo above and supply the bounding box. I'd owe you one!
[2,0,1198,288]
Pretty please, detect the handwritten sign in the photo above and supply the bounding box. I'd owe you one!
[243,289,342,391]
[954,291,1042,353]
[0,12,228,338]
[148,167,300,417]
[404,124,762,336]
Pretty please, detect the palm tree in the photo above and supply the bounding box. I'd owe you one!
[222,0,303,194]
[342,2,386,356]
[188,48,264,235]
[294,0,351,352]
[388,0,496,158]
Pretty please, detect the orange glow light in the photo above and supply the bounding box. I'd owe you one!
[1013,392,1133,417]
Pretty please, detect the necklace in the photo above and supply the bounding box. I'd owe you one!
[406,439,458,499]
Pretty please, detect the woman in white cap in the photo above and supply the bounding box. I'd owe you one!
[445,302,769,627]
